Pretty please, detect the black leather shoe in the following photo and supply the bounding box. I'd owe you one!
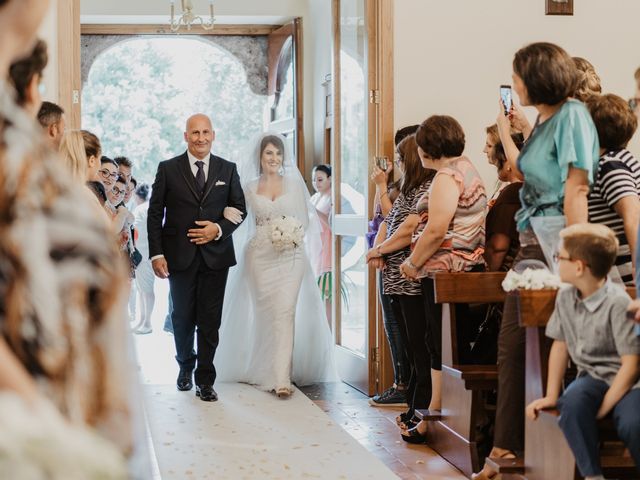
[176,370,193,391]
[196,385,218,402]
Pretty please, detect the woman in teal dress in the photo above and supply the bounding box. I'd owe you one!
[473,43,599,480]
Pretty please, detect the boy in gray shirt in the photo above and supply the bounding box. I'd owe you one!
[526,223,640,480]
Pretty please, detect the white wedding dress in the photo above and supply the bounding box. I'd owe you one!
[215,136,338,392]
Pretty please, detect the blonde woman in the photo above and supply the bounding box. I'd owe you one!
[59,129,102,183]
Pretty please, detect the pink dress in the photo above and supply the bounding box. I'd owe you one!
[310,192,332,275]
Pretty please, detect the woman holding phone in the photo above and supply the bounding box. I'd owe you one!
[472,42,599,480]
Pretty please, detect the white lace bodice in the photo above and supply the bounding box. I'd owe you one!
[247,190,305,249]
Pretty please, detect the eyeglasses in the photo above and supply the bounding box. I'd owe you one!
[552,253,572,263]
[553,252,590,267]
[99,169,119,180]
[112,186,126,196]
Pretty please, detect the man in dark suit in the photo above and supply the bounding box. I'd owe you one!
[148,113,246,402]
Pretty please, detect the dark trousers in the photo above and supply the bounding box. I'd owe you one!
[494,244,546,453]
[168,250,228,386]
[379,274,411,387]
[557,374,640,477]
[163,291,174,334]
[391,294,431,416]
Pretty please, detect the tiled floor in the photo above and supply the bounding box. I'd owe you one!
[300,384,466,480]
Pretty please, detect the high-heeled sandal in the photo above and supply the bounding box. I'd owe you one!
[275,387,292,398]
[471,451,516,479]
[400,423,428,444]
[396,412,419,429]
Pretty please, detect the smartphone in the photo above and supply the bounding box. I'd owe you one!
[500,85,512,115]
[375,156,388,171]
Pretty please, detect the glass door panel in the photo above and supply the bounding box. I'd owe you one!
[333,0,370,393]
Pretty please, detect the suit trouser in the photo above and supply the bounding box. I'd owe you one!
[168,249,228,385]
[557,374,640,477]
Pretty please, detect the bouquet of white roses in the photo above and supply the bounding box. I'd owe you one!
[501,267,562,292]
[270,215,304,252]
[0,394,128,480]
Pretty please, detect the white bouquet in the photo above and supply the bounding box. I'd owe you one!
[502,267,562,292]
[270,215,304,252]
[0,394,128,480]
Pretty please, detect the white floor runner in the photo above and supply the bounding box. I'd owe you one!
[144,383,398,480]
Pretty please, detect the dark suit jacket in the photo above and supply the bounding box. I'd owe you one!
[147,151,246,272]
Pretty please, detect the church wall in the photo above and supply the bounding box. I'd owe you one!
[394,0,640,187]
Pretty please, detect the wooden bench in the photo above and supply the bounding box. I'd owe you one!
[420,272,506,478]
[517,287,638,480]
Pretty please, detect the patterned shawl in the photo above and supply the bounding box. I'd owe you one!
[0,81,132,452]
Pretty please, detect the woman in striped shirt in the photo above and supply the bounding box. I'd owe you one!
[366,134,434,423]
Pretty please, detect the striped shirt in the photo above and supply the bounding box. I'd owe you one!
[588,149,640,285]
[382,180,432,295]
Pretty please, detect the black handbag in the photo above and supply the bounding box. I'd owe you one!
[469,303,501,364]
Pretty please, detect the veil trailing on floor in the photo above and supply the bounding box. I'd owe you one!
[215,132,338,386]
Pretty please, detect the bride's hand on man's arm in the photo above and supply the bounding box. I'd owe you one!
[223,206,244,225]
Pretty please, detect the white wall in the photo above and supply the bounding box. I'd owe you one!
[395,0,640,187]
[39,0,59,104]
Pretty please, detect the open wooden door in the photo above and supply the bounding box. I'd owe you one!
[267,19,304,173]
[331,0,394,395]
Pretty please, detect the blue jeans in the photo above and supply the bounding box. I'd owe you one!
[557,373,640,477]
[379,273,410,387]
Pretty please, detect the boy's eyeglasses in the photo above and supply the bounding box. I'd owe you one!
[553,253,572,263]
[99,169,118,180]
[552,252,590,267]
[112,186,126,196]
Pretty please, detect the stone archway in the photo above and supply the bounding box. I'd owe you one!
[81,34,268,96]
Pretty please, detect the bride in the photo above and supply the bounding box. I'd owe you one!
[216,133,338,397]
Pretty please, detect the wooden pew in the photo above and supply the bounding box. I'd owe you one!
[517,287,638,480]
[422,272,506,478]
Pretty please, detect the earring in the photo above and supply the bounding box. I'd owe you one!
[278,166,285,176]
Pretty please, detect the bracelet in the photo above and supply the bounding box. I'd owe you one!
[380,191,388,199]
[376,245,383,256]
[406,258,418,269]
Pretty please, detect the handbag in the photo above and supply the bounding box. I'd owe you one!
[469,303,501,364]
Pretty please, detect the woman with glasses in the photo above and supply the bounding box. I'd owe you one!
[106,175,136,274]
[98,156,119,190]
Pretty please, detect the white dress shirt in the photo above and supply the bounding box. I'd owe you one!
[151,150,222,263]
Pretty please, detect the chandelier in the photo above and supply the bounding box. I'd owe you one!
[169,0,215,32]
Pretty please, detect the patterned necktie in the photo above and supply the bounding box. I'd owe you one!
[195,160,206,194]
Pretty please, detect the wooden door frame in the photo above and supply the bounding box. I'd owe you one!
[58,0,81,128]
[331,0,393,395]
